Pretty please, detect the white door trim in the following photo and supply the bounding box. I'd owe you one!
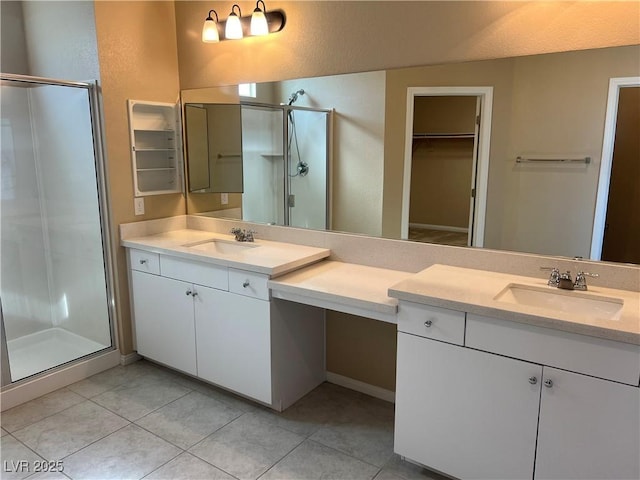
[401,86,493,246]
[590,77,640,260]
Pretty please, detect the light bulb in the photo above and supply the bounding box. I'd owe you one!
[225,5,243,39]
[202,11,219,43]
[251,1,269,36]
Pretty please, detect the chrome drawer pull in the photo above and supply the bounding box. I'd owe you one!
[243,280,250,288]
[139,259,147,265]
[544,379,553,388]
[424,320,433,327]
[528,376,537,385]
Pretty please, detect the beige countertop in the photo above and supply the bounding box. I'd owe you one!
[389,264,640,345]
[121,229,330,277]
[269,260,412,323]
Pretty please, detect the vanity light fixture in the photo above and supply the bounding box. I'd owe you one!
[201,1,285,42]
[202,10,220,43]
[225,4,243,40]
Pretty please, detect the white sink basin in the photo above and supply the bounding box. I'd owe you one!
[183,239,259,255]
[494,283,624,320]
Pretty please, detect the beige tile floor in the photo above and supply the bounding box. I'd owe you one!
[1,360,446,480]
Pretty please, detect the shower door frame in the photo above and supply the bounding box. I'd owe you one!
[0,73,120,404]
[241,102,333,229]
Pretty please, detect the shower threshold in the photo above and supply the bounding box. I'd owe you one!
[6,327,110,382]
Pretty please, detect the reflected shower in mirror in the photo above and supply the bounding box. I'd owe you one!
[185,90,333,229]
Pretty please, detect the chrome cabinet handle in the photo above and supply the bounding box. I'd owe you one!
[424,320,433,327]
[528,376,537,385]
[186,290,192,296]
[139,259,147,265]
[191,291,198,298]
[243,280,250,288]
[544,379,553,388]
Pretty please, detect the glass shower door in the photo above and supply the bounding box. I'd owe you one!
[1,76,113,382]
[286,108,331,230]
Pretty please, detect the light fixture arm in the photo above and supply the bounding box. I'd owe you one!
[207,9,219,22]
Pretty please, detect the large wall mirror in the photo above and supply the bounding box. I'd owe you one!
[181,44,639,265]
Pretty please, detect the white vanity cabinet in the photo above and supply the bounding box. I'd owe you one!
[395,331,541,479]
[535,367,640,479]
[130,270,198,376]
[194,287,272,404]
[127,248,325,411]
[394,302,640,480]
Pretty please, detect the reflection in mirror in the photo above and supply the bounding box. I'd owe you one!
[185,103,243,193]
[240,102,332,230]
[181,45,640,264]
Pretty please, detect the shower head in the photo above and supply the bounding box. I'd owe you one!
[287,89,305,105]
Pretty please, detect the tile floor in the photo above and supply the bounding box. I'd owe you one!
[1,360,446,480]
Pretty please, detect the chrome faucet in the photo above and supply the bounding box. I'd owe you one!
[231,228,256,242]
[541,267,599,291]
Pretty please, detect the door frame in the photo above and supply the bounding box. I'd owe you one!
[401,86,493,246]
[590,76,640,260]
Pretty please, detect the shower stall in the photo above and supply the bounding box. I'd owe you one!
[0,74,115,389]
[240,102,332,230]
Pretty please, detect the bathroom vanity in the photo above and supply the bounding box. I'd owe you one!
[390,265,640,480]
[123,228,330,411]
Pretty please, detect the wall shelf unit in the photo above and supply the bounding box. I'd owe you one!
[128,100,183,196]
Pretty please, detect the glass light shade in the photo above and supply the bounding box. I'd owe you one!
[251,9,269,36]
[225,14,243,39]
[202,18,219,43]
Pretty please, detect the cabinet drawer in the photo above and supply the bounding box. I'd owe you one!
[466,314,640,386]
[129,249,160,275]
[229,269,270,300]
[397,302,465,345]
[160,255,228,290]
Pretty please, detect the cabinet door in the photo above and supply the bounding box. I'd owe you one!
[131,271,197,375]
[536,367,640,479]
[395,333,541,480]
[195,288,272,404]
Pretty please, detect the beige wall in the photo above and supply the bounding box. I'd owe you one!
[94,1,183,353]
[1,2,29,74]
[174,1,640,88]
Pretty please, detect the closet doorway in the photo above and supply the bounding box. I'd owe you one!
[401,87,493,247]
[591,77,640,263]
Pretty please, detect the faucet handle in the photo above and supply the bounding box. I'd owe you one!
[574,271,599,291]
[540,267,560,287]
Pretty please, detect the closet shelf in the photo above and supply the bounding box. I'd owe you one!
[137,168,177,172]
[413,133,475,139]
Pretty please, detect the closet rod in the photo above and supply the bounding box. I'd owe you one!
[516,156,591,164]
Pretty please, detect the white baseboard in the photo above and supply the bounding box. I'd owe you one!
[409,222,468,233]
[120,352,142,366]
[326,371,395,403]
